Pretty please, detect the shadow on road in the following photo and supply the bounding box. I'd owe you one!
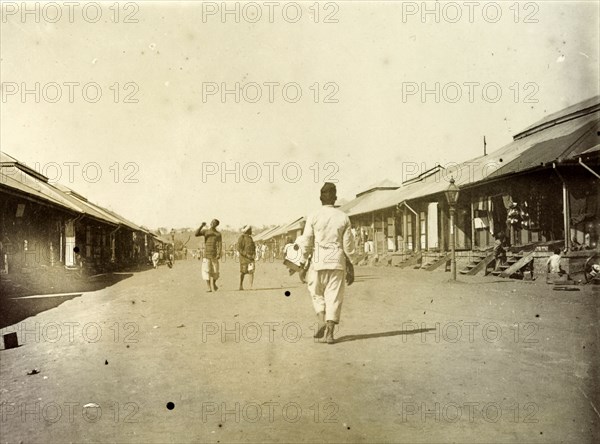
[335,328,436,343]
[352,274,379,282]
[462,280,537,285]
[0,273,134,329]
[245,287,296,292]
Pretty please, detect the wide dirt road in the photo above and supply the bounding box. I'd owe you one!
[1,258,599,443]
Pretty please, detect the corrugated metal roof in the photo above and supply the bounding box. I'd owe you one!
[1,168,82,214]
[356,179,400,197]
[94,204,146,232]
[338,192,371,214]
[515,95,600,139]
[0,152,49,183]
[265,217,305,240]
[340,188,400,217]
[154,235,173,244]
[344,107,600,217]
[51,183,122,226]
[1,154,117,225]
[1,152,148,231]
[0,168,83,213]
[54,184,148,232]
[254,225,281,241]
[486,112,599,179]
[284,217,305,233]
[47,183,120,226]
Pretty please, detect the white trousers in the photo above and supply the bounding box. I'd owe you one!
[307,268,345,323]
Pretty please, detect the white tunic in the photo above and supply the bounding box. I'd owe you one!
[303,205,355,271]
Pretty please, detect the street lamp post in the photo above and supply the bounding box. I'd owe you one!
[444,177,460,281]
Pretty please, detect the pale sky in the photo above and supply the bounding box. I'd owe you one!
[1,1,599,230]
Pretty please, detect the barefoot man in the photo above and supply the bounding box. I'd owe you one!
[302,182,355,344]
[195,219,222,292]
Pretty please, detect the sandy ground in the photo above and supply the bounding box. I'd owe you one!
[1,258,599,443]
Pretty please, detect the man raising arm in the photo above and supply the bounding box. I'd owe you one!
[195,219,222,292]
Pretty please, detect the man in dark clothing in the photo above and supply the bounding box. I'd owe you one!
[195,219,222,292]
[237,225,256,290]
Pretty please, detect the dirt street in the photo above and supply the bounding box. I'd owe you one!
[1,258,599,443]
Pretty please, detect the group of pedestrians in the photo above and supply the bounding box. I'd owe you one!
[194,220,257,292]
[151,247,174,269]
[194,182,356,344]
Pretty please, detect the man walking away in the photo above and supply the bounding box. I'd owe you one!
[303,182,355,344]
[195,219,222,292]
[237,225,256,290]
